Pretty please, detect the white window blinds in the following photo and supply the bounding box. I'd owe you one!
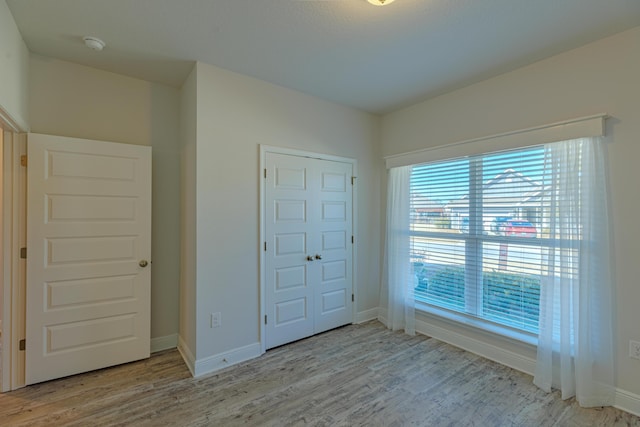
[410,144,586,333]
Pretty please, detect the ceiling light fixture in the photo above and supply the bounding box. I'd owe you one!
[367,0,395,5]
[83,36,106,51]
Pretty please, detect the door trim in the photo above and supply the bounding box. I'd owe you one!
[259,145,357,354]
[1,132,27,392]
[1,103,29,392]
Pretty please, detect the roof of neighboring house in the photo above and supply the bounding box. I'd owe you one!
[411,194,445,212]
[446,169,546,210]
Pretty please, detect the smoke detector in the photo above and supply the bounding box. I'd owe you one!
[83,36,106,51]
[367,0,396,5]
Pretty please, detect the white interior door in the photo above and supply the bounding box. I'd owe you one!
[264,152,353,349]
[26,133,152,385]
[313,158,353,334]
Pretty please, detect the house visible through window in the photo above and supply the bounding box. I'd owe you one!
[410,145,577,334]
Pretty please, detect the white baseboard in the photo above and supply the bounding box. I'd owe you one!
[178,338,262,378]
[177,335,196,377]
[378,311,534,374]
[193,342,262,378]
[150,333,178,353]
[356,308,378,324]
[615,388,640,417]
[377,309,388,328]
[415,318,537,376]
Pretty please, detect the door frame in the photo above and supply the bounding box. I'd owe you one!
[259,145,357,354]
[1,129,27,392]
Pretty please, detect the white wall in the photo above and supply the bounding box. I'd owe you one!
[186,62,380,362]
[29,55,182,342]
[0,1,29,131]
[381,26,640,400]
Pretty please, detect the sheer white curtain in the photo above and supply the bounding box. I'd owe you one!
[534,137,614,407]
[381,165,415,335]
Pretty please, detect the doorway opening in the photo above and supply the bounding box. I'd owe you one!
[0,114,28,392]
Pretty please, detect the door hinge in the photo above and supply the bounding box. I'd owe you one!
[351,235,354,244]
[352,294,354,302]
[264,168,267,179]
[20,155,27,167]
[264,315,267,325]
[19,339,26,351]
[351,176,356,186]
[20,247,27,259]
[264,242,267,252]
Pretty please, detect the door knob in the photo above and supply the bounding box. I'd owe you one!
[139,260,149,268]
[315,254,322,260]
[306,256,314,262]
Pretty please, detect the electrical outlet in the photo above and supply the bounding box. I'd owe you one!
[211,312,222,328]
[629,340,640,360]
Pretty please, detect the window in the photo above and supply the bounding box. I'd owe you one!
[384,123,613,404]
[410,145,578,334]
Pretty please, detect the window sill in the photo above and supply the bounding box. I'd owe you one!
[415,301,539,348]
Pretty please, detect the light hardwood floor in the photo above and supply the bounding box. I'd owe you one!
[1,321,639,426]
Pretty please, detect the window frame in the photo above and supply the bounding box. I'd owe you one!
[409,145,579,336]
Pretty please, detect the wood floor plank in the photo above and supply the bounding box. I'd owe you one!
[1,321,639,426]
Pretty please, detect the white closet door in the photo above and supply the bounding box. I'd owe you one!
[265,152,353,349]
[26,133,152,385]
[313,159,353,334]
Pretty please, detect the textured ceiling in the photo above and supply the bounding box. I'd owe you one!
[6,0,640,113]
